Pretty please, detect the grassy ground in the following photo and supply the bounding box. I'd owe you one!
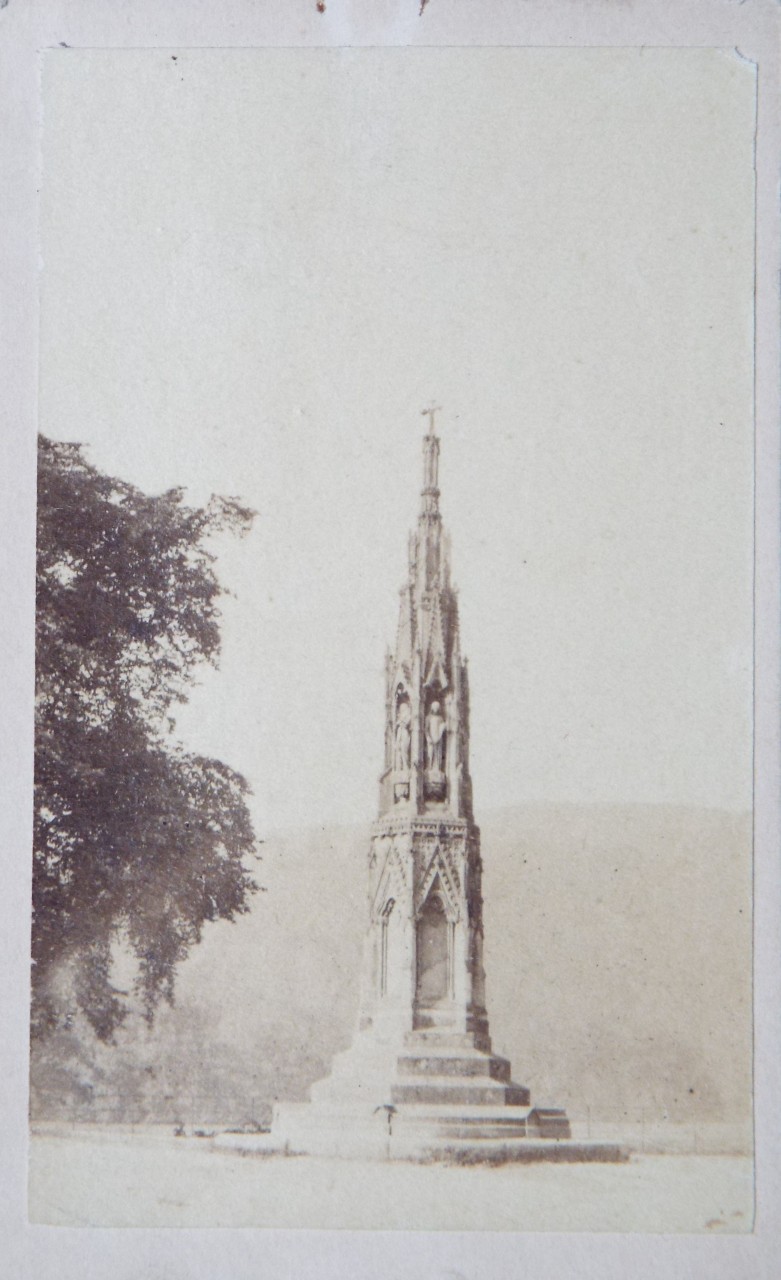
[29,1125,753,1232]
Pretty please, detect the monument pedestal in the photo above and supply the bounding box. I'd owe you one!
[268,1027,594,1162]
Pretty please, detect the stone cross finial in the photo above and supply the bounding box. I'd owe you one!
[421,403,442,435]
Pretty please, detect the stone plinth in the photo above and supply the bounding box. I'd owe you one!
[268,1027,584,1161]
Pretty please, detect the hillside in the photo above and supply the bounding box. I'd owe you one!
[31,803,752,1135]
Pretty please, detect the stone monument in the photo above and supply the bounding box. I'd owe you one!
[270,417,618,1162]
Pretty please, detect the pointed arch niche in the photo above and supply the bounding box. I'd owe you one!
[415,880,456,1006]
[423,684,447,801]
[380,897,395,996]
[392,684,412,802]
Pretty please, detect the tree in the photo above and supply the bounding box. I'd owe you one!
[34,435,259,1042]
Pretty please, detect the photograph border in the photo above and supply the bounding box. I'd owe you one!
[2,1,779,1276]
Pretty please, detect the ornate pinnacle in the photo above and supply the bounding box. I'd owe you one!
[420,403,441,515]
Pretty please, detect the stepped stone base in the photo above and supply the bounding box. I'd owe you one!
[263,1029,621,1163]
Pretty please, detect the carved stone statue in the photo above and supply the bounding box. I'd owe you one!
[393,701,412,772]
[425,701,446,772]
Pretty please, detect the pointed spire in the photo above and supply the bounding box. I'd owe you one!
[379,410,472,821]
[423,591,449,691]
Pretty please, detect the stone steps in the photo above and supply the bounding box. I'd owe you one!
[392,1107,537,1140]
[404,1030,492,1054]
[391,1103,536,1120]
[530,1107,572,1138]
[391,1076,531,1107]
[397,1052,512,1082]
[309,1033,532,1110]
[273,1027,573,1156]
[272,1095,576,1156]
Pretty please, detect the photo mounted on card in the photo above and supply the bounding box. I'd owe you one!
[30,45,755,1230]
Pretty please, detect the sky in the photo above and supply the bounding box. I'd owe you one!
[38,46,755,833]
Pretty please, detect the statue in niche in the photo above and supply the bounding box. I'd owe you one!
[393,700,411,773]
[425,701,446,772]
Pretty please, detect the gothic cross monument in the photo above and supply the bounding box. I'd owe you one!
[271,416,575,1159]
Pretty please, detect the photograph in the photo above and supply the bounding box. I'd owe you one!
[26,38,758,1236]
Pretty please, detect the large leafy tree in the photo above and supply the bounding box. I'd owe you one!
[34,436,258,1042]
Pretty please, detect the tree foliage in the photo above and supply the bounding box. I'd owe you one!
[34,436,258,1042]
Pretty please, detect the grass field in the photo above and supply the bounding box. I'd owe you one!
[29,1125,753,1233]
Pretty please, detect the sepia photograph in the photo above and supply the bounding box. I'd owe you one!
[21,32,761,1241]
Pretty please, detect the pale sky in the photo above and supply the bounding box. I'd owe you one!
[39,47,755,832]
